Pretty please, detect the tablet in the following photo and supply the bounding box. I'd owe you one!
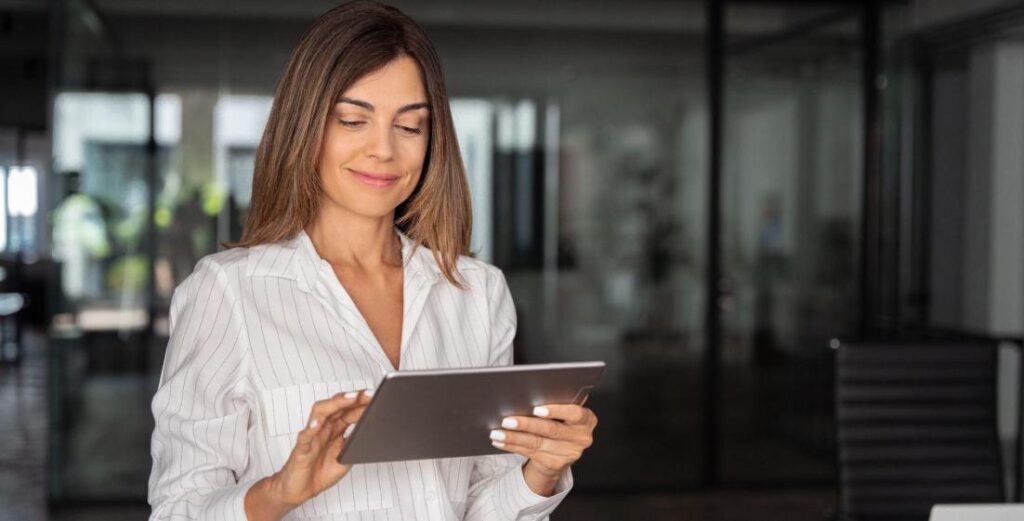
[337,361,605,464]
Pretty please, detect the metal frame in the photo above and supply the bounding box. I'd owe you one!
[701,0,724,490]
[860,0,883,337]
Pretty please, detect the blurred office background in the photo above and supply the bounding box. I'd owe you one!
[2,0,1024,519]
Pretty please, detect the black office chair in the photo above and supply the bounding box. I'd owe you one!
[835,339,1005,521]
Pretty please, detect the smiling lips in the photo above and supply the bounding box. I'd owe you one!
[349,169,400,188]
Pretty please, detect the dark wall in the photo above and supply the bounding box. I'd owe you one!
[0,11,48,129]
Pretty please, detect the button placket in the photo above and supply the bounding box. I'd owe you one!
[417,459,446,514]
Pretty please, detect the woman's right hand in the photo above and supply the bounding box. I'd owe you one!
[268,390,373,508]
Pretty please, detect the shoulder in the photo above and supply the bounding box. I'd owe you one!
[460,256,509,297]
[167,247,251,327]
[175,247,250,297]
[192,247,250,279]
[456,254,503,280]
[411,243,507,294]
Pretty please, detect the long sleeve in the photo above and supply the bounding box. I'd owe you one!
[463,268,574,521]
[148,257,256,521]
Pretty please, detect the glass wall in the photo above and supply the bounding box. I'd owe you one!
[49,92,172,497]
[472,37,709,489]
[48,90,272,497]
[719,4,863,484]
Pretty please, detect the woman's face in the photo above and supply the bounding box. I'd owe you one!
[318,55,430,220]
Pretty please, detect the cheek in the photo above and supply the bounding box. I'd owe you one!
[399,138,428,175]
[322,133,358,167]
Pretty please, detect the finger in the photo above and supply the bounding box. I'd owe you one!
[491,438,534,459]
[490,428,571,455]
[339,404,368,424]
[328,431,347,458]
[326,433,352,474]
[296,425,318,455]
[294,417,331,460]
[505,415,594,449]
[355,389,375,405]
[324,403,370,438]
[325,404,366,442]
[490,441,567,473]
[317,408,364,442]
[322,403,365,426]
[324,413,350,437]
[500,416,573,441]
[492,431,583,467]
[307,392,359,423]
[533,404,595,426]
[324,410,359,443]
[307,390,373,426]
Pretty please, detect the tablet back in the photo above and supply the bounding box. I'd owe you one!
[338,361,605,464]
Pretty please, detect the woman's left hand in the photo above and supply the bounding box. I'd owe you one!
[490,403,598,495]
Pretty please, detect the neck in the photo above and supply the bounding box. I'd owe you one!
[304,205,402,270]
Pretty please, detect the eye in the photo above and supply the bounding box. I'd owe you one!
[338,119,365,129]
[396,125,423,135]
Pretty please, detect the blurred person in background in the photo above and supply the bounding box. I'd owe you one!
[147,2,598,520]
[51,170,110,304]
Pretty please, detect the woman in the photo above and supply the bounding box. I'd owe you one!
[147,2,598,520]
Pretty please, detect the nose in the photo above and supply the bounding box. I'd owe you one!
[364,122,394,161]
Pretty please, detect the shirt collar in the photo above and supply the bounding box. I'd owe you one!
[245,227,442,289]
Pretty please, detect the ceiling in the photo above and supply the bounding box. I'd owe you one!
[0,0,873,36]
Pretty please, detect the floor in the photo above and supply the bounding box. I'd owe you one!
[1,329,837,521]
[38,490,838,521]
[0,330,48,521]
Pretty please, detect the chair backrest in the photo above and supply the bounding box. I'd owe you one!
[836,339,1005,521]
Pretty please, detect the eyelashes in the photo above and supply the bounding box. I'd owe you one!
[338,120,423,135]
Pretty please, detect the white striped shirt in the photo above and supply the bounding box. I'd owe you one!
[148,228,573,521]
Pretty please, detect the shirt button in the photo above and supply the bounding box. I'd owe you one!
[426,491,437,502]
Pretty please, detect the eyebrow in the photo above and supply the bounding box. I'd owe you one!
[337,97,430,114]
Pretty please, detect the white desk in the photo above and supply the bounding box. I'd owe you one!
[930,504,1024,520]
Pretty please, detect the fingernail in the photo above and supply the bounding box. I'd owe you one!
[492,441,506,449]
[364,389,375,397]
[343,423,356,439]
[501,418,518,429]
[533,406,550,417]
[308,418,320,429]
[343,391,359,399]
[489,429,506,442]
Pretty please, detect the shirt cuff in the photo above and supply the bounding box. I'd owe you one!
[493,463,574,520]
[151,478,259,521]
[206,478,259,521]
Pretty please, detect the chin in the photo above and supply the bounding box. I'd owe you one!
[339,199,402,220]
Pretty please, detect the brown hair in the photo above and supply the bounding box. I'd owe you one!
[231,0,472,287]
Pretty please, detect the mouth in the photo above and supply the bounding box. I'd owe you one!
[349,168,400,188]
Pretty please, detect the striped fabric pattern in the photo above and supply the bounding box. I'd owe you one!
[148,228,573,520]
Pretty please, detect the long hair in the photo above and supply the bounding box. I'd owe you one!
[231,0,472,287]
